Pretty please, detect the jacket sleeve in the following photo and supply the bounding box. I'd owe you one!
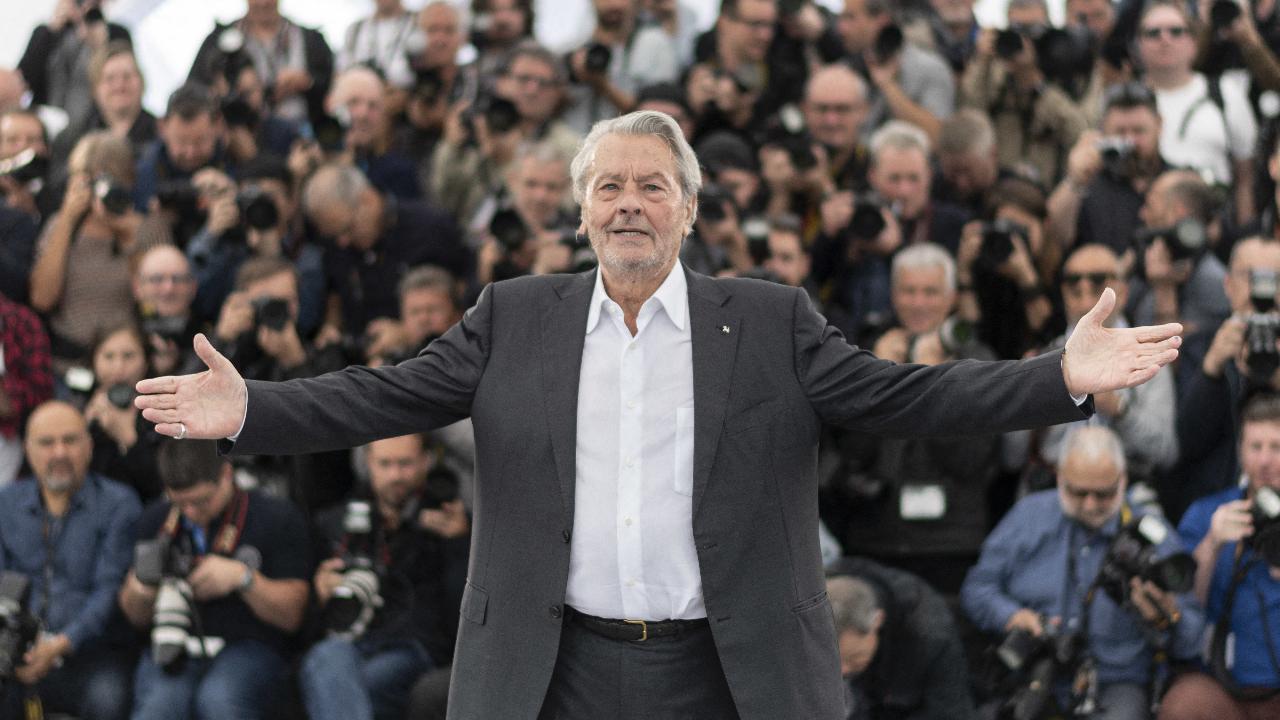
[960,504,1030,634]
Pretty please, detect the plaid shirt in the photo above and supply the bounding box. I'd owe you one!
[0,294,53,438]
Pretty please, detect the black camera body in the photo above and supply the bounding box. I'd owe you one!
[1096,137,1137,179]
[0,148,49,186]
[1135,218,1207,263]
[324,501,384,640]
[992,624,1085,720]
[236,186,279,231]
[1096,515,1195,607]
[1249,486,1280,566]
[0,571,39,681]
[220,94,258,129]
[996,23,1094,90]
[95,175,133,216]
[107,382,138,410]
[872,24,904,63]
[846,195,890,243]
[489,207,530,253]
[251,297,291,332]
[978,219,1030,268]
[155,179,205,232]
[584,42,612,75]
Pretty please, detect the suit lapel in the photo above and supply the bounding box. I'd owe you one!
[539,271,595,525]
[686,269,739,518]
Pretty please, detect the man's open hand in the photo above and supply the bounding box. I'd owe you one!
[135,333,248,440]
[1062,288,1182,396]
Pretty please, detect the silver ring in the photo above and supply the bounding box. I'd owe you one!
[175,423,188,440]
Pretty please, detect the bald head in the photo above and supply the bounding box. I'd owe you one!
[803,64,869,153]
[25,401,92,494]
[328,67,386,150]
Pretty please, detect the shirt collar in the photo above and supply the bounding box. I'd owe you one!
[585,262,688,333]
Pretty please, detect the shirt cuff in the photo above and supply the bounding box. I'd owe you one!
[227,394,248,442]
[1071,392,1088,406]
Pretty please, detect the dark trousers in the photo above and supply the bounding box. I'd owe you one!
[536,610,740,720]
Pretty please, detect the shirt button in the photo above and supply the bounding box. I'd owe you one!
[625,458,635,468]
[549,605,562,619]
[627,400,637,409]
[624,516,633,526]
[626,580,636,588]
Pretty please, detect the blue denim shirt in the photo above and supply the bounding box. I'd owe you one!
[0,474,140,651]
[961,490,1205,685]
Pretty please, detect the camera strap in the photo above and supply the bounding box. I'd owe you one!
[159,487,250,557]
[1176,75,1230,146]
[1209,544,1280,699]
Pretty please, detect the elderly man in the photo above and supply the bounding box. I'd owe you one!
[327,66,421,200]
[133,244,200,375]
[962,426,1205,720]
[0,401,139,720]
[138,110,1182,719]
[802,64,871,192]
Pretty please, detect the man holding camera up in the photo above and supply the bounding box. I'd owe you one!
[0,401,139,720]
[300,433,469,720]
[962,426,1204,720]
[326,66,421,202]
[135,84,230,214]
[119,439,310,720]
[1160,394,1280,718]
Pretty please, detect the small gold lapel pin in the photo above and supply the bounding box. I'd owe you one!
[721,325,731,334]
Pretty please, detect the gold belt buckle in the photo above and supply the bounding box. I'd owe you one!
[623,619,648,642]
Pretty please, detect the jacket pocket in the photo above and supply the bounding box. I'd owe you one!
[674,407,694,496]
[461,581,489,625]
[792,590,829,615]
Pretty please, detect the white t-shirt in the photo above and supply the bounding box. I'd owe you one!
[1155,72,1257,184]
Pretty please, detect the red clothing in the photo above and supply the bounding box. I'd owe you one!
[0,294,53,438]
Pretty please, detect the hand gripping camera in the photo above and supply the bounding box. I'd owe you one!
[323,501,384,640]
[0,572,39,682]
[135,534,198,673]
[1095,515,1196,608]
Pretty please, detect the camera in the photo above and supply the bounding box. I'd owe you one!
[847,195,890,242]
[1135,218,1207,263]
[155,179,204,228]
[991,623,1086,720]
[978,219,1029,268]
[697,183,734,225]
[94,175,133,216]
[1210,0,1242,31]
[872,24,904,63]
[134,535,198,671]
[471,93,521,137]
[0,148,49,186]
[1096,137,1137,179]
[220,94,257,129]
[323,501,384,640]
[251,297,291,332]
[1249,486,1280,566]
[311,107,350,154]
[584,42,612,75]
[412,67,445,105]
[0,572,39,681]
[559,230,598,274]
[488,207,530,253]
[996,23,1095,91]
[1095,515,1196,607]
[937,315,975,356]
[236,186,279,231]
[107,382,137,410]
[1245,269,1280,382]
[141,311,188,347]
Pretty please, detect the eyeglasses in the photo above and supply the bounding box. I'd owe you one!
[1062,272,1117,288]
[729,13,775,32]
[1140,25,1189,40]
[1061,482,1122,502]
[141,273,195,286]
[509,73,557,89]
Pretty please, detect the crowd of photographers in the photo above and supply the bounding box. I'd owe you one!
[6,0,1280,717]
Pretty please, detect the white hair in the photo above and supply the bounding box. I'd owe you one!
[570,110,702,206]
[1058,425,1128,476]
[891,243,956,292]
[869,120,931,166]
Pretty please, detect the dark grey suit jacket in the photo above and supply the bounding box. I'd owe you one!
[230,266,1088,719]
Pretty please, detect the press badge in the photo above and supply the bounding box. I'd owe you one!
[900,484,946,520]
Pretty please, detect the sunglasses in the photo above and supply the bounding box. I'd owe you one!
[1062,272,1117,287]
[1140,25,1189,40]
[1061,483,1122,502]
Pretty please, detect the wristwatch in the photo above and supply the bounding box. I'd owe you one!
[237,564,255,593]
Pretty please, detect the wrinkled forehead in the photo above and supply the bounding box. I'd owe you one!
[587,134,681,186]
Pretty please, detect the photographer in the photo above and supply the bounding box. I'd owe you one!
[962,426,1205,720]
[1137,1,1257,225]
[835,0,955,143]
[133,244,202,377]
[1048,81,1169,255]
[801,64,871,195]
[827,558,976,720]
[563,0,680,133]
[28,131,168,371]
[1174,237,1280,521]
[120,439,311,720]
[299,433,469,720]
[0,108,59,227]
[134,83,231,214]
[302,163,465,340]
[959,0,1090,187]
[1128,169,1231,333]
[934,109,1012,217]
[1160,393,1280,718]
[84,323,164,504]
[471,0,536,79]
[822,244,998,591]
[52,41,156,169]
[0,401,139,720]
[326,66,422,202]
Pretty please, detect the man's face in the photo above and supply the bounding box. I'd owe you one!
[1068,0,1115,39]
[134,246,196,318]
[333,74,385,150]
[583,133,692,283]
[1242,421,1280,494]
[1137,5,1196,77]
[803,71,867,154]
[310,192,381,250]
[94,53,143,120]
[938,149,996,200]
[485,0,528,42]
[420,4,463,69]
[24,404,92,496]
[366,435,432,511]
[892,264,953,334]
[1057,451,1126,530]
[498,56,560,124]
[402,287,458,344]
[1102,106,1161,162]
[94,329,147,388]
[161,113,219,174]
[511,156,569,229]
[838,628,879,677]
[1061,245,1124,326]
[167,473,233,528]
[717,167,759,212]
[244,270,300,324]
[594,0,633,31]
[1226,240,1280,313]
[0,114,46,160]
[1007,2,1048,27]
[837,0,885,54]
[721,0,776,63]
[869,147,931,220]
[931,0,974,25]
[1138,174,1183,229]
[765,230,810,287]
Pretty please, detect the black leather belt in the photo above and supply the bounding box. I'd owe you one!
[565,606,708,642]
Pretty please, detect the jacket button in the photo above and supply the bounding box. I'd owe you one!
[549,604,562,619]
[562,529,571,543]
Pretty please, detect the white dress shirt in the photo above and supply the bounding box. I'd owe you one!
[565,263,705,621]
